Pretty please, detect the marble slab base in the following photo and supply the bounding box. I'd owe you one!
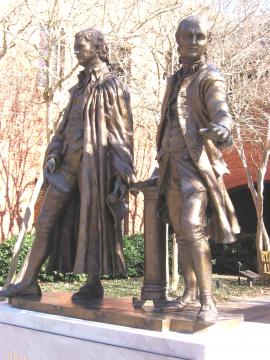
[0,300,269,360]
[10,293,242,334]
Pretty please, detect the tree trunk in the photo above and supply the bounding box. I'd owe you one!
[262,224,270,251]
[255,141,270,273]
[235,123,270,274]
[256,204,264,274]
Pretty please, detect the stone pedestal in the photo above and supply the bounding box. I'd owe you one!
[0,300,266,360]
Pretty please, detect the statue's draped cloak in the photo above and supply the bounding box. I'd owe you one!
[44,66,134,275]
[156,64,240,244]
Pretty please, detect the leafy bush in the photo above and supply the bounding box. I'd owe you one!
[0,231,259,284]
[123,233,144,277]
[0,234,35,285]
[210,233,257,275]
[0,234,84,285]
[0,233,145,285]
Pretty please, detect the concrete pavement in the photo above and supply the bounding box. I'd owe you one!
[218,294,270,323]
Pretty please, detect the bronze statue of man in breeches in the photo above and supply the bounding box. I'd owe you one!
[0,28,135,300]
[156,16,240,321]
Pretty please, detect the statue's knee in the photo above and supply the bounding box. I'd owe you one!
[181,221,206,246]
[35,212,52,236]
[181,220,196,239]
[35,215,43,231]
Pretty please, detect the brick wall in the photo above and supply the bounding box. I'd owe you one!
[224,145,270,190]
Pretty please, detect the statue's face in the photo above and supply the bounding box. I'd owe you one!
[74,36,97,66]
[176,20,208,62]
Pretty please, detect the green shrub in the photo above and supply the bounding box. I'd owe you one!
[0,234,33,285]
[123,233,144,277]
[123,232,174,277]
[0,231,259,284]
[0,233,145,285]
[0,234,84,285]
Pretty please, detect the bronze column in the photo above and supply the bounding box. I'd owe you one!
[133,185,181,309]
[140,186,169,301]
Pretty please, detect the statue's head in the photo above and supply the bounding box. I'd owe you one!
[74,28,109,66]
[175,16,210,62]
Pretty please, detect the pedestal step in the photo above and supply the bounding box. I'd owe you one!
[0,298,269,360]
[10,293,242,334]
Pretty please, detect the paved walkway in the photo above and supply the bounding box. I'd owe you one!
[218,294,270,323]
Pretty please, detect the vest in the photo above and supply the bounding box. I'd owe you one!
[62,77,91,164]
[161,72,191,159]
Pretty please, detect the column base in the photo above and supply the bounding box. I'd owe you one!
[132,297,183,312]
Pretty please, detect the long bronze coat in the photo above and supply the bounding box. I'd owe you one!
[44,64,134,275]
[156,64,240,244]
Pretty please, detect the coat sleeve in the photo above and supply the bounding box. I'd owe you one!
[201,70,233,148]
[45,134,63,165]
[102,77,135,185]
[44,95,72,165]
[156,74,177,151]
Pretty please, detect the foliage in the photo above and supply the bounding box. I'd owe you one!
[0,234,31,285]
[123,233,144,277]
[0,233,145,285]
[210,233,257,275]
[0,232,260,285]
[123,232,176,277]
[0,234,85,285]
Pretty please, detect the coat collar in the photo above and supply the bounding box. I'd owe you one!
[68,62,109,95]
[78,62,108,84]
[179,57,206,76]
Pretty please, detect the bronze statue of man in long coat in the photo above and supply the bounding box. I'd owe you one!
[156,16,240,321]
[1,28,135,300]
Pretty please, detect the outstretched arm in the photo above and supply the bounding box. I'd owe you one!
[200,76,233,148]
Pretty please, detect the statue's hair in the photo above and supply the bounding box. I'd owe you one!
[75,28,109,64]
[175,15,210,43]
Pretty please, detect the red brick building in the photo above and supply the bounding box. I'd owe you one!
[224,147,270,234]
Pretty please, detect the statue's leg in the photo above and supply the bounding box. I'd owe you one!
[181,191,218,322]
[190,239,217,321]
[0,185,73,297]
[177,242,198,305]
[166,171,198,305]
[72,274,104,301]
[72,163,104,301]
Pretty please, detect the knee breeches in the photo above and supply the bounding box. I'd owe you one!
[165,156,208,246]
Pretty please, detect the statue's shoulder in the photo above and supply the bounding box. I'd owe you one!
[166,70,180,87]
[169,70,180,80]
[202,63,225,82]
[100,71,122,86]
[100,72,129,95]
[68,84,78,95]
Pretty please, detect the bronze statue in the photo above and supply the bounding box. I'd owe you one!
[0,28,135,300]
[156,16,240,321]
